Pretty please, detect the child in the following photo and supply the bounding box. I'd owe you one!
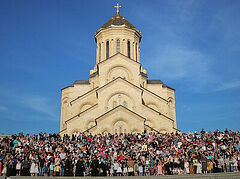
[139,163,143,176]
[49,162,54,176]
[43,163,49,176]
[54,164,61,176]
[16,160,22,176]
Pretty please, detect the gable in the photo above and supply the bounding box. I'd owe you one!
[98,53,142,84]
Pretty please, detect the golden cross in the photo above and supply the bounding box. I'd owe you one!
[114,3,122,15]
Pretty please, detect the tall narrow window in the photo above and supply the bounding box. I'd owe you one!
[123,101,127,108]
[120,127,122,133]
[116,39,120,53]
[113,101,117,108]
[127,41,131,58]
[135,43,138,61]
[106,41,109,59]
[98,43,101,62]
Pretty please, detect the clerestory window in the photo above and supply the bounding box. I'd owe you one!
[123,101,127,108]
[99,43,101,61]
[106,41,109,59]
[127,41,131,58]
[113,101,117,108]
[116,39,120,53]
[135,43,138,61]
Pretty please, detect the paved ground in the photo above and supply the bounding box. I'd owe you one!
[1,172,240,179]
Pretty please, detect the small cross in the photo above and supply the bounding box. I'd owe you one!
[114,3,122,15]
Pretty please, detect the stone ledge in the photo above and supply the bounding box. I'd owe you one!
[1,172,240,179]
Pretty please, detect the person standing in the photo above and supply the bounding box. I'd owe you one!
[113,160,118,176]
[184,159,190,174]
[43,162,49,176]
[157,161,163,176]
[201,155,207,174]
[133,161,139,176]
[30,160,38,176]
[0,159,2,176]
[49,163,54,176]
[39,156,45,176]
[54,164,61,176]
[90,157,99,176]
[138,163,143,176]
[75,158,85,176]
[7,156,16,176]
[127,158,134,176]
[192,157,198,174]
[21,157,30,176]
[15,160,22,176]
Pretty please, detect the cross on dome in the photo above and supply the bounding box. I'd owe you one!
[114,3,122,15]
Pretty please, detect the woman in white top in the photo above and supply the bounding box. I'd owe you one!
[233,156,238,172]
[117,162,122,176]
[30,160,39,176]
[196,162,202,174]
[184,159,190,174]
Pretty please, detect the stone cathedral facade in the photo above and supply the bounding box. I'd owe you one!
[60,5,178,135]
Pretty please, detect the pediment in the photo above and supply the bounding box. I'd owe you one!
[98,52,141,67]
[96,105,146,122]
[97,77,142,93]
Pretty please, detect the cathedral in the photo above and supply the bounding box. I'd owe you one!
[60,4,178,135]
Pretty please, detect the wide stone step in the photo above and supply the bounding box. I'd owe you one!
[1,172,240,179]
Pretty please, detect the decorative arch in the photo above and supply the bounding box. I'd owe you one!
[101,128,111,134]
[62,97,70,105]
[145,118,154,126]
[146,102,159,111]
[131,128,141,134]
[112,119,128,134]
[168,97,174,103]
[105,91,135,110]
[158,127,169,134]
[167,97,174,110]
[79,102,94,113]
[61,97,71,128]
[85,120,96,130]
[106,65,132,82]
[70,128,81,135]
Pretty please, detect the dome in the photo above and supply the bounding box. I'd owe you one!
[95,13,141,36]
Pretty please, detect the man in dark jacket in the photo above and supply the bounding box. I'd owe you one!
[64,157,73,176]
[76,158,85,176]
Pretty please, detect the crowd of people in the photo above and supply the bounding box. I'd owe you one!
[0,129,239,177]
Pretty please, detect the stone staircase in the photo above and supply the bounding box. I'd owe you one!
[1,172,240,179]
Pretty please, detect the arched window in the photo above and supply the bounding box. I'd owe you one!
[123,101,127,108]
[116,39,120,53]
[135,43,138,61]
[106,41,109,59]
[98,43,101,62]
[124,129,126,133]
[113,101,117,108]
[115,129,117,134]
[127,41,131,58]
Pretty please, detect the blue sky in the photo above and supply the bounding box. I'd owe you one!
[0,0,240,134]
